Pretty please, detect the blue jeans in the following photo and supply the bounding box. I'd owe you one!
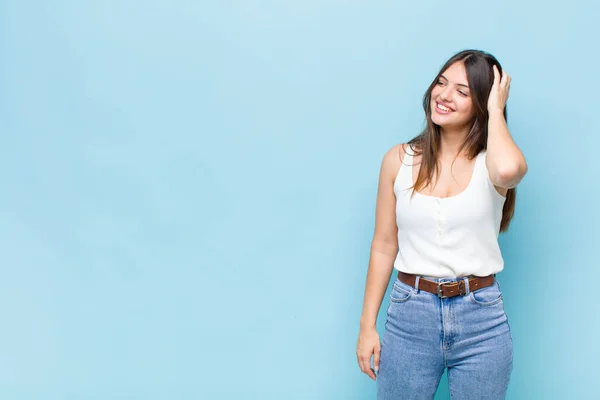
[377,275,514,399]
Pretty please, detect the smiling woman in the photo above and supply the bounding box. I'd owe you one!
[434,72,471,116]
[356,49,528,399]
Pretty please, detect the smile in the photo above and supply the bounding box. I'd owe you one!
[436,102,453,113]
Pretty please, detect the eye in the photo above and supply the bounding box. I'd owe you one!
[436,80,445,86]
[458,91,468,97]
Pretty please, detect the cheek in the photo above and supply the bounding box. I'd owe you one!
[458,99,473,114]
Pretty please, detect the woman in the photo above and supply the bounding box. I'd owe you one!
[356,49,527,399]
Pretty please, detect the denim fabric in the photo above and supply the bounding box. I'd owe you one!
[377,275,513,400]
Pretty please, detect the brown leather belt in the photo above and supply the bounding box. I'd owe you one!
[397,271,495,298]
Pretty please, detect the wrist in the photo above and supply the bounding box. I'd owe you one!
[488,108,505,118]
[360,317,376,330]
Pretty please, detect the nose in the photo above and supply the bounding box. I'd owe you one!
[440,86,453,102]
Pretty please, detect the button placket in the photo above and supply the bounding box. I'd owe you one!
[435,198,444,239]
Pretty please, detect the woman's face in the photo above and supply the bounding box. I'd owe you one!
[430,61,475,129]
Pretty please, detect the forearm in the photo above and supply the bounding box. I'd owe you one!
[487,110,528,186]
[359,242,396,330]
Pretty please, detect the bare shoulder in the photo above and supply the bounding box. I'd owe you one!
[380,143,407,184]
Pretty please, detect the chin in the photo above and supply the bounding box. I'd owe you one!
[431,113,449,127]
[431,111,469,128]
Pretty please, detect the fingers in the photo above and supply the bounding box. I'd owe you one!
[493,65,511,101]
[373,345,381,373]
[489,65,510,110]
[356,332,381,381]
[493,65,500,86]
[357,352,377,380]
[363,357,377,380]
[500,68,511,88]
[493,65,511,88]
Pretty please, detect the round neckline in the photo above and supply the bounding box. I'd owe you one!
[411,152,483,201]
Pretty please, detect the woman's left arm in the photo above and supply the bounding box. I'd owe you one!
[486,65,528,189]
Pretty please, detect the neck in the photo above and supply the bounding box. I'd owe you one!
[439,125,471,158]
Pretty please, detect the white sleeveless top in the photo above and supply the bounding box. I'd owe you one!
[393,146,507,278]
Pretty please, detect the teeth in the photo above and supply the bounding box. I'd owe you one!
[437,103,451,112]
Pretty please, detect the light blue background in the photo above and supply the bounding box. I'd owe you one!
[1,1,598,399]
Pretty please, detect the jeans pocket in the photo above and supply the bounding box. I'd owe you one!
[390,280,413,303]
[468,280,503,306]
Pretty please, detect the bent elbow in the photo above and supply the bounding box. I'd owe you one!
[496,162,528,188]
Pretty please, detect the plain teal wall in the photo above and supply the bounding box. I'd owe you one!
[1,1,598,399]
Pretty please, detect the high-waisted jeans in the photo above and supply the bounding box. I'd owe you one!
[377,274,514,400]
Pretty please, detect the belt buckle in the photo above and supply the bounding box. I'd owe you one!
[437,282,449,298]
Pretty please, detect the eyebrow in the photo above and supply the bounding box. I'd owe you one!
[440,75,470,89]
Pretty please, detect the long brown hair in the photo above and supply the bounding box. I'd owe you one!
[405,49,516,233]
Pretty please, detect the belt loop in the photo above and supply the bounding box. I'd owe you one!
[463,277,470,295]
[414,275,421,293]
